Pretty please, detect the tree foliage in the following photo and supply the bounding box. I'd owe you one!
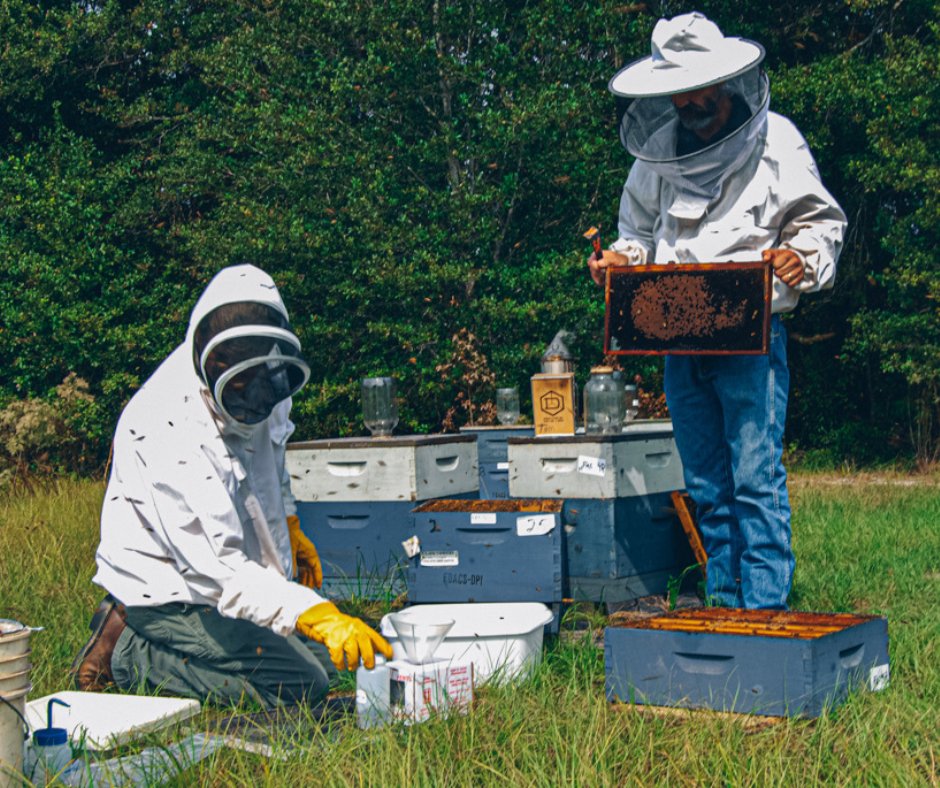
[1,0,937,467]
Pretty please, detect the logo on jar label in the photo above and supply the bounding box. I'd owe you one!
[540,391,565,416]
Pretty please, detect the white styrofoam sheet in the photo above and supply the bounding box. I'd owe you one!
[25,691,200,749]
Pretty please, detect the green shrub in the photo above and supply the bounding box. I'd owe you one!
[0,373,105,484]
[1,0,937,467]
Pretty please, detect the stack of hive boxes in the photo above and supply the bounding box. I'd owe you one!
[286,421,695,614]
[286,435,478,599]
[409,425,561,622]
[507,421,695,605]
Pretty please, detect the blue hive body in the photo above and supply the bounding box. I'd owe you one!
[407,499,563,604]
[461,426,535,499]
[605,609,890,717]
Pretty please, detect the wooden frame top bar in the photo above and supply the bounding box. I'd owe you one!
[610,608,880,640]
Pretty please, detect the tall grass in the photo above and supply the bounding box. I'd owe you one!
[1,474,937,785]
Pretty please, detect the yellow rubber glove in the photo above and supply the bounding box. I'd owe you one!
[287,515,323,589]
[296,602,393,671]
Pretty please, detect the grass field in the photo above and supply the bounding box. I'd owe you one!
[1,473,938,785]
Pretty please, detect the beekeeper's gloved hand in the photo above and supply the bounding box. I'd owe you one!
[287,515,323,589]
[296,602,393,671]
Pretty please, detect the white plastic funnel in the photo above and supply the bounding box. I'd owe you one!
[386,610,454,664]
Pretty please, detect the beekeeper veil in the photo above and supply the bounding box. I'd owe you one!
[609,12,768,206]
[188,265,310,426]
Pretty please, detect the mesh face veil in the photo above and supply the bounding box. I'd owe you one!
[193,302,310,425]
[618,67,770,203]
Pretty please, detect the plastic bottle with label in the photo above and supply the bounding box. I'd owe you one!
[23,698,73,786]
[356,656,391,729]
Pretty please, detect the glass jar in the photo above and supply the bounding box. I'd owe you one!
[496,387,520,425]
[583,366,623,434]
[361,377,399,437]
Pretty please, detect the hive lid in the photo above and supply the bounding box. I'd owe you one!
[287,434,475,450]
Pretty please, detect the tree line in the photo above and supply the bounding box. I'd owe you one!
[1,0,937,476]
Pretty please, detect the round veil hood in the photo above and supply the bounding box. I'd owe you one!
[618,68,769,202]
[187,265,310,425]
[609,13,771,209]
[608,12,764,98]
[186,264,290,346]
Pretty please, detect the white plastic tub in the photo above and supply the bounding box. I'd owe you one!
[380,603,553,684]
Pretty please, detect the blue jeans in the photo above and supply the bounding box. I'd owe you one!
[664,316,793,609]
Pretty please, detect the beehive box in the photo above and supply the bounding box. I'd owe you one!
[507,424,682,500]
[295,500,415,599]
[286,435,478,502]
[563,494,695,603]
[605,262,771,355]
[460,426,535,499]
[605,609,890,717]
[407,499,563,605]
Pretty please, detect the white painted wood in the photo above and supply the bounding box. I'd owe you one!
[287,435,478,501]
[507,423,683,499]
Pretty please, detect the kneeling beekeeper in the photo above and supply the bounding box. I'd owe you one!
[72,264,392,707]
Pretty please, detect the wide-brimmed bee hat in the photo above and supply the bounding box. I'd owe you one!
[609,12,764,98]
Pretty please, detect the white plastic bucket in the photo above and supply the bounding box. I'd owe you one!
[0,620,31,787]
[381,603,554,684]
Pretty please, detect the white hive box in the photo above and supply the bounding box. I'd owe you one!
[507,421,683,500]
[286,434,478,502]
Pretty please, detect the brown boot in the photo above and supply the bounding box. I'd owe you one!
[70,597,127,691]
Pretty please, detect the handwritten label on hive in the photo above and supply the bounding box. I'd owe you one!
[470,512,497,525]
[516,514,556,536]
[420,551,459,567]
[577,455,608,477]
[496,462,509,470]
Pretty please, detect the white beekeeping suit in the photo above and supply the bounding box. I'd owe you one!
[609,12,845,313]
[94,264,323,636]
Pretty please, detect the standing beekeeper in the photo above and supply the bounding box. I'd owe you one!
[588,13,846,609]
[71,264,392,707]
